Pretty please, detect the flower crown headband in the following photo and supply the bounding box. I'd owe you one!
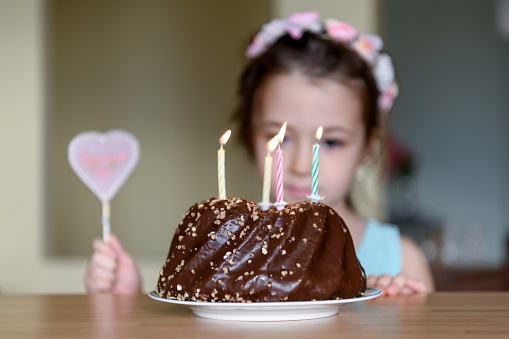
[246,11,398,112]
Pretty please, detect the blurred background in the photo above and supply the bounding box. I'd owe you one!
[1,0,508,293]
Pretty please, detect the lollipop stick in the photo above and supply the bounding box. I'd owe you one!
[102,201,111,243]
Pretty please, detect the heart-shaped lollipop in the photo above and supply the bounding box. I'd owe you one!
[68,129,140,242]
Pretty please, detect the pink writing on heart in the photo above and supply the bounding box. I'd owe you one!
[82,151,128,179]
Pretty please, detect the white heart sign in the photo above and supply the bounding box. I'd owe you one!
[68,130,140,202]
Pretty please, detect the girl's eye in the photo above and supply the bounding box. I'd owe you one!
[322,139,342,148]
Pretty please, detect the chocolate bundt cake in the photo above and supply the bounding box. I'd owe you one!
[156,197,366,302]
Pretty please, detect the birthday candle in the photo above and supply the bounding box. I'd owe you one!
[311,126,323,197]
[218,130,231,199]
[275,122,287,204]
[262,135,279,204]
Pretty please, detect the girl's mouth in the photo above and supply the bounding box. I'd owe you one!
[286,185,312,199]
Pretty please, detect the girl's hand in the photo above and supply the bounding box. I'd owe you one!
[84,234,142,294]
[367,273,428,296]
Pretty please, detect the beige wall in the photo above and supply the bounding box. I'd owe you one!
[0,0,378,294]
[45,0,269,258]
[0,0,84,294]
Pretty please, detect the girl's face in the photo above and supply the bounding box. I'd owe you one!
[252,71,371,211]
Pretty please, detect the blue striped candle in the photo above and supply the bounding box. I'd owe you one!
[311,126,323,197]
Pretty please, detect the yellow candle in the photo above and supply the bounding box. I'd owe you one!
[218,130,231,199]
[262,135,279,204]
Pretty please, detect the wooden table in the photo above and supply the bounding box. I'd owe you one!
[1,292,508,338]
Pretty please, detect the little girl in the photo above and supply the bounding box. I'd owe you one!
[85,12,434,296]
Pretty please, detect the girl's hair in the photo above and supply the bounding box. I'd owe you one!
[233,32,381,157]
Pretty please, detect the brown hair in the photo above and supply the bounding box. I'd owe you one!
[233,32,381,157]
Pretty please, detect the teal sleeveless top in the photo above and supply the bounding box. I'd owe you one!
[356,219,403,277]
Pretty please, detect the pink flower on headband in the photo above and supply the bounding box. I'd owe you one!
[246,11,321,58]
[286,11,321,39]
[352,33,383,63]
[324,19,357,42]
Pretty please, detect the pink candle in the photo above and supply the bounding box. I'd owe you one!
[275,123,287,209]
[276,145,283,203]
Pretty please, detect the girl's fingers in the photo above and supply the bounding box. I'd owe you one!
[375,274,392,291]
[400,286,415,294]
[85,264,115,294]
[85,239,119,294]
[109,234,126,256]
[366,274,428,296]
[405,278,428,293]
[90,252,117,272]
[92,238,117,259]
[386,274,407,296]
[89,263,116,282]
[366,275,378,287]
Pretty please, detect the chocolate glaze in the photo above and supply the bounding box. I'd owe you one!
[156,197,366,302]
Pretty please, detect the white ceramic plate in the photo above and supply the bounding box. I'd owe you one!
[148,287,381,322]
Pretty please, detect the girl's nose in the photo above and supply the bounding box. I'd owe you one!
[288,140,312,176]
